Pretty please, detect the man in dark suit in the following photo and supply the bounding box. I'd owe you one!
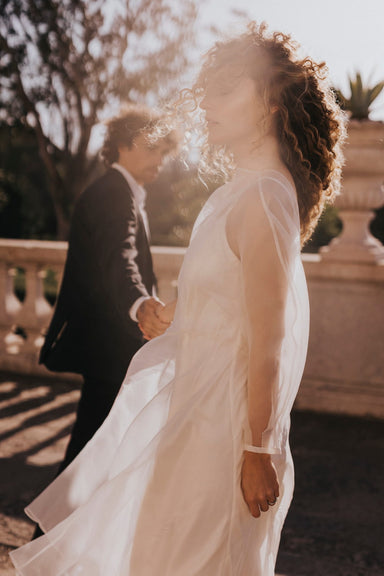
[39,104,177,472]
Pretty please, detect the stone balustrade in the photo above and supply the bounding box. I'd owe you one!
[0,240,184,379]
[0,239,383,418]
[297,254,384,419]
[0,240,68,377]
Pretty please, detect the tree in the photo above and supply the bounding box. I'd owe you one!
[0,120,56,238]
[0,0,198,238]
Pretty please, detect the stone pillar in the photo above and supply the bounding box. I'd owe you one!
[321,120,384,263]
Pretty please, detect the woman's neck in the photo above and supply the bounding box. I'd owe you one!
[231,134,282,172]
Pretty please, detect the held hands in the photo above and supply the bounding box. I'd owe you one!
[156,300,176,325]
[241,452,279,518]
[137,298,170,340]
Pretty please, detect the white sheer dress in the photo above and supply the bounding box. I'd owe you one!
[10,169,309,576]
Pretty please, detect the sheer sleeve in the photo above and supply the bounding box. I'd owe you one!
[227,173,309,454]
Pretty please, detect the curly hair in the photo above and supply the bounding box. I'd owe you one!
[101,104,180,166]
[189,22,347,244]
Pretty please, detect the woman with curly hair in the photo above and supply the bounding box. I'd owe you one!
[11,22,345,576]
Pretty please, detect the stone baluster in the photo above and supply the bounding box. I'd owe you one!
[51,265,64,297]
[36,268,55,345]
[6,268,23,319]
[0,262,9,353]
[0,262,8,321]
[13,263,51,356]
[3,267,24,355]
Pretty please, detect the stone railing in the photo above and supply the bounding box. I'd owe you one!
[298,254,384,419]
[0,240,184,379]
[0,239,384,418]
[0,240,68,377]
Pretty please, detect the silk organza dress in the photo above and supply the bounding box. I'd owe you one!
[10,169,309,576]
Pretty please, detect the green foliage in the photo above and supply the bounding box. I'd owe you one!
[371,206,384,245]
[334,72,384,120]
[303,205,342,253]
[0,122,56,238]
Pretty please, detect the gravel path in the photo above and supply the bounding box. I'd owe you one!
[0,373,383,575]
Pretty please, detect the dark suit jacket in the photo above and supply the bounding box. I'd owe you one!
[39,168,156,382]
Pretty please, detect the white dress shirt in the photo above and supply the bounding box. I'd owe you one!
[111,163,153,322]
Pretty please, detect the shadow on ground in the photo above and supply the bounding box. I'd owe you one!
[0,373,383,575]
[276,411,384,576]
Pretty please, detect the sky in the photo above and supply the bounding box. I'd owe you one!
[92,0,384,151]
[198,0,384,119]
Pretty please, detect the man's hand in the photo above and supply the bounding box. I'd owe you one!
[241,452,279,518]
[137,298,170,340]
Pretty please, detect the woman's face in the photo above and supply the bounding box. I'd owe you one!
[199,71,269,150]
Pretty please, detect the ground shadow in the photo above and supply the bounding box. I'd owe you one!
[1,375,383,576]
[276,410,384,576]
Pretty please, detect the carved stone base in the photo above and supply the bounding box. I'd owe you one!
[321,210,384,263]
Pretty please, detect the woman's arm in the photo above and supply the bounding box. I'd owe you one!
[226,182,290,516]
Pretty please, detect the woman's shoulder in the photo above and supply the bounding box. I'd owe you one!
[233,169,296,210]
[229,168,301,241]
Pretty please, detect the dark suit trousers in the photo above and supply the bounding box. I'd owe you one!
[58,375,123,472]
[33,375,123,539]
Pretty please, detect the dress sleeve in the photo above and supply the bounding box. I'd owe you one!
[229,174,309,454]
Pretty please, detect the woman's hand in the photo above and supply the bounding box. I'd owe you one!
[156,299,177,324]
[137,298,170,340]
[241,452,279,518]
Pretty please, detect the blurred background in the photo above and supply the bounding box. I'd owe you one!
[0,1,383,575]
[1,0,383,249]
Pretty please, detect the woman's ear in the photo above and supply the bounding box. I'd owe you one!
[270,105,279,114]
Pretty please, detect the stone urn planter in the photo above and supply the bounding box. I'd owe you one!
[321,120,384,263]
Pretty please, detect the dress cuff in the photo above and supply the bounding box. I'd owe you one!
[129,296,151,322]
[243,444,281,455]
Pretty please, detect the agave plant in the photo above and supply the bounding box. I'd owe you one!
[334,72,384,120]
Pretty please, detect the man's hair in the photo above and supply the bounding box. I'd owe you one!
[101,104,178,166]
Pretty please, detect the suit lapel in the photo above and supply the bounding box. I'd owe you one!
[110,168,150,244]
